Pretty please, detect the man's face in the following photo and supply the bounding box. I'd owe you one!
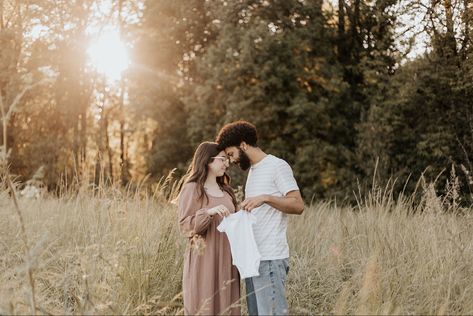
[224,146,251,171]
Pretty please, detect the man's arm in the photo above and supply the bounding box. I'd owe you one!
[240,190,305,215]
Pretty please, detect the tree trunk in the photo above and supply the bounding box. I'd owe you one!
[73,116,79,168]
[15,0,23,57]
[461,0,471,59]
[338,0,347,62]
[351,0,361,59]
[104,114,114,183]
[118,0,129,185]
[0,0,4,30]
[119,82,128,185]
[443,0,457,55]
[80,110,87,167]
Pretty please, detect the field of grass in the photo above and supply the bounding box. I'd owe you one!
[1,179,473,315]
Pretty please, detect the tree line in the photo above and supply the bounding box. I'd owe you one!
[1,0,472,203]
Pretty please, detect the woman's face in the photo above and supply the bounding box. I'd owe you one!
[208,151,230,177]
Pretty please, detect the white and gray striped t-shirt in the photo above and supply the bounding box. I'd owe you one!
[245,154,299,260]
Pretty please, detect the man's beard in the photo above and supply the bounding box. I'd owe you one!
[238,148,251,171]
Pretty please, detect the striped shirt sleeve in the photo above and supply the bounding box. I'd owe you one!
[274,160,299,196]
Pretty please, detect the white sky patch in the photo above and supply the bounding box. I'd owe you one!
[394,0,431,60]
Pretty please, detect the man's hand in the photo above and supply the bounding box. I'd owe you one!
[241,191,304,215]
[241,195,268,212]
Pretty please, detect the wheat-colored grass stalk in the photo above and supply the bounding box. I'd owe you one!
[356,255,381,315]
[4,172,37,315]
[333,282,352,315]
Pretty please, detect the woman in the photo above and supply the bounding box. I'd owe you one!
[178,141,240,315]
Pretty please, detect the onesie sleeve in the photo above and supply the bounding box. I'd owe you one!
[178,183,212,237]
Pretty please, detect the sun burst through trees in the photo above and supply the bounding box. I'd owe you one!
[87,29,129,81]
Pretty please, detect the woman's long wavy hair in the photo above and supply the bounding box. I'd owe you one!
[180,142,237,208]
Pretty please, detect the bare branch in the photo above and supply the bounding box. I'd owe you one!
[3,78,51,123]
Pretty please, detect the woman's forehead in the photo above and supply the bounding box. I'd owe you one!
[224,147,238,155]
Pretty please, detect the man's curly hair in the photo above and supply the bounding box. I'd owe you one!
[216,120,258,150]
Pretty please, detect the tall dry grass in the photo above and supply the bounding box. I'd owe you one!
[0,177,185,315]
[1,173,473,315]
[287,182,473,315]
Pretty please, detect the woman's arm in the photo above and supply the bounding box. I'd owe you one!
[178,184,212,237]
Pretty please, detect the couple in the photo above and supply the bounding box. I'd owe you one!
[177,121,304,315]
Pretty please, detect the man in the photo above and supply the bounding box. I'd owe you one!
[216,120,304,315]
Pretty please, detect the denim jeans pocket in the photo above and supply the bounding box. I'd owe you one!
[258,260,272,277]
[282,258,289,275]
[278,259,289,285]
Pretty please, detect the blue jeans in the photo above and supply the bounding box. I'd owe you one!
[245,259,290,315]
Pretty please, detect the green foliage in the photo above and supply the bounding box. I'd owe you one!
[2,0,473,202]
[357,32,473,202]
[143,0,404,200]
[130,0,216,178]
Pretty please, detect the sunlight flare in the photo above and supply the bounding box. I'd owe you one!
[87,30,129,81]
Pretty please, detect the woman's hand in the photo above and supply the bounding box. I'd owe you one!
[206,204,231,217]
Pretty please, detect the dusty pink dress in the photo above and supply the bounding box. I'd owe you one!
[178,182,240,315]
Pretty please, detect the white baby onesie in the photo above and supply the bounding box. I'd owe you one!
[217,210,261,279]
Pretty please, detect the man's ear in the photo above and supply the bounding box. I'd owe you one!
[239,141,248,151]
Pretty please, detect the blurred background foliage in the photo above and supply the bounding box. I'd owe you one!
[1,0,472,203]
